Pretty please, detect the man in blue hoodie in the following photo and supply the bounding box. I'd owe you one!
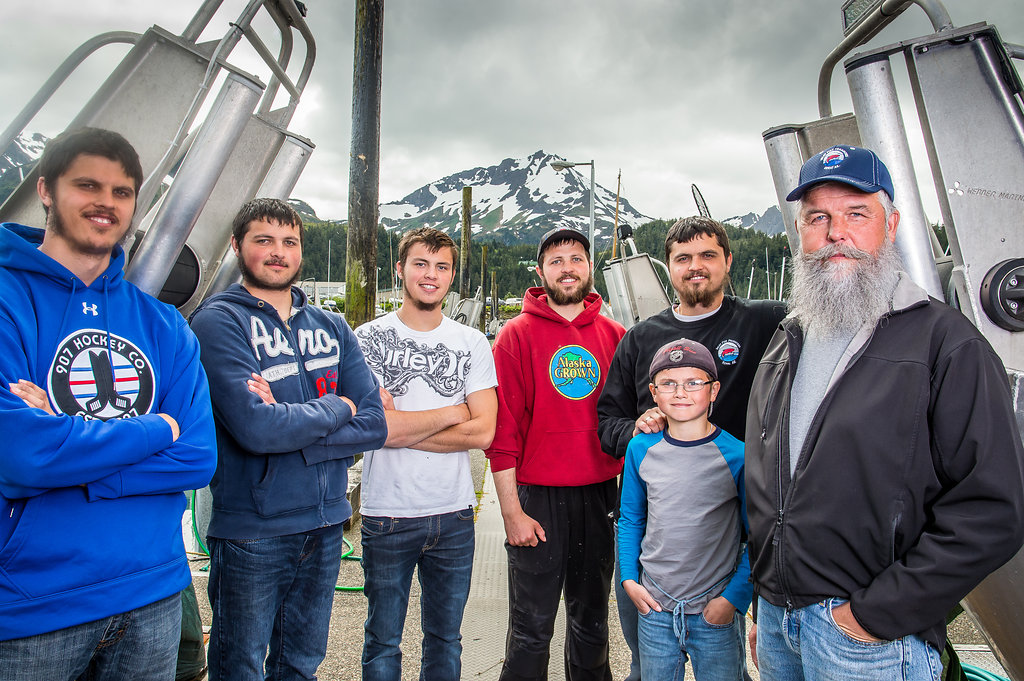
[189,198,387,681]
[0,127,217,680]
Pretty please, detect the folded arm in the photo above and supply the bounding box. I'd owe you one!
[406,388,497,453]
[380,386,472,448]
[190,306,355,455]
[0,322,177,498]
[86,323,218,500]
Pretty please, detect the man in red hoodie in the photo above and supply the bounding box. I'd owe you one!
[487,227,626,681]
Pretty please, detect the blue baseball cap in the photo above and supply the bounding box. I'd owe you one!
[786,145,895,202]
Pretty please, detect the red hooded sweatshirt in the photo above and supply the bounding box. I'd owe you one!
[487,287,625,486]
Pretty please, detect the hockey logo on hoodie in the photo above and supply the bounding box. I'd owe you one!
[47,329,155,420]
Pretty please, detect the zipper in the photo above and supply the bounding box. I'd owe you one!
[283,309,313,402]
[772,320,882,611]
[775,396,795,611]
[769,324,798,610]
[283,307,329,522]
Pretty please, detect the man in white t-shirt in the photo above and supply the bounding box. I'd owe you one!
[354,227,498,681]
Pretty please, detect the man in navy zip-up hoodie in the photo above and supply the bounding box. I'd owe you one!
[0,128,217,680]
[190,198,386,681]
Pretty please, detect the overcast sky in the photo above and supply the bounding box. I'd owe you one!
[3,1,1023,223]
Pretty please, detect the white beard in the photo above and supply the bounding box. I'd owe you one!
[788,238,904,335]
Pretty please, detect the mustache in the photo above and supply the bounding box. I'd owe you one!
[805,242,873,263]
[264,258,288,267]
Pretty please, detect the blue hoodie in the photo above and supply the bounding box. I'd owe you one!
[0,222,217,640]
[189,284,386,539]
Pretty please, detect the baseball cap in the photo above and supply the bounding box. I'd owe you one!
[649,338,718,383]
[537,227,590,263]
[785,144,895,202]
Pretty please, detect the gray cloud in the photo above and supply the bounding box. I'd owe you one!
[3,1,1022,223]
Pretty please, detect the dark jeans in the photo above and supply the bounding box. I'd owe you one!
[500,479,617,681]
[207,525,345,681]
[0,593,180,681]
[361,508,476,681]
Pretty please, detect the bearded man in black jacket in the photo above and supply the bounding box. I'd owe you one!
[745,145,1024,681]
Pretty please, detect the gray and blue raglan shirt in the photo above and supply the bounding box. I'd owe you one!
[617,427,751,614]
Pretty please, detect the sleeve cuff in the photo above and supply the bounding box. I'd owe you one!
[86,472,123,500]
[485,451,517,472]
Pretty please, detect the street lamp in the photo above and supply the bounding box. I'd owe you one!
[550,159,596,258]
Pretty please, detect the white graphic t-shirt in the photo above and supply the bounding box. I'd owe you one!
[355,312,497,517]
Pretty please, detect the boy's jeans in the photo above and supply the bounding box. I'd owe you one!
[755,597,942,681]
[638,603,744,681]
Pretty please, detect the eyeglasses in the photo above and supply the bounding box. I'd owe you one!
[654,379,714,394]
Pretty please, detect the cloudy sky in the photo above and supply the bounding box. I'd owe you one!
[3,1,1022,223]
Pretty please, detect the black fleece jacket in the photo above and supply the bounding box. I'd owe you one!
[745,276,1024,649]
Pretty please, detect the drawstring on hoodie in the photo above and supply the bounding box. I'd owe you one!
[53,277,79,361]
[102,276,121,402]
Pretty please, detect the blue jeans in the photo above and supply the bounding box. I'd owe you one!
[755,597,942,681]
[207,524,346,681]
[638,605,744,681]
[0,593,180,681]
[361,508,475,681]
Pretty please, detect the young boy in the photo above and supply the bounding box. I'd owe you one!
[618,338,751,680]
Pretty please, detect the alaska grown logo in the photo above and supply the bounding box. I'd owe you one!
[549,345,600,400]
[47,330,155,420]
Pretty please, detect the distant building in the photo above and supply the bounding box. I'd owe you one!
[298,280,346,303]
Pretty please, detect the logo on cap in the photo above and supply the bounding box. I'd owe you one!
[821,147,848,168]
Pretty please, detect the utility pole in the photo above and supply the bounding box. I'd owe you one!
[479,245,488,333]
[491,273,498,325]
[346,0,383,327]
[612,169,621,259]
[460,186,471,299]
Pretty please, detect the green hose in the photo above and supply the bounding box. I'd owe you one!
[189,489,209,557]
[335,536,364,592]
[962,663,1009,681]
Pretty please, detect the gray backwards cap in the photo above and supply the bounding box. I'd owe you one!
[649,337,718,382]
[537,227,590,263]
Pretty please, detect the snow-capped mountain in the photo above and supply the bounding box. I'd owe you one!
[723,205,785,236]
[379,150,653,248]
[1,132,47,180]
